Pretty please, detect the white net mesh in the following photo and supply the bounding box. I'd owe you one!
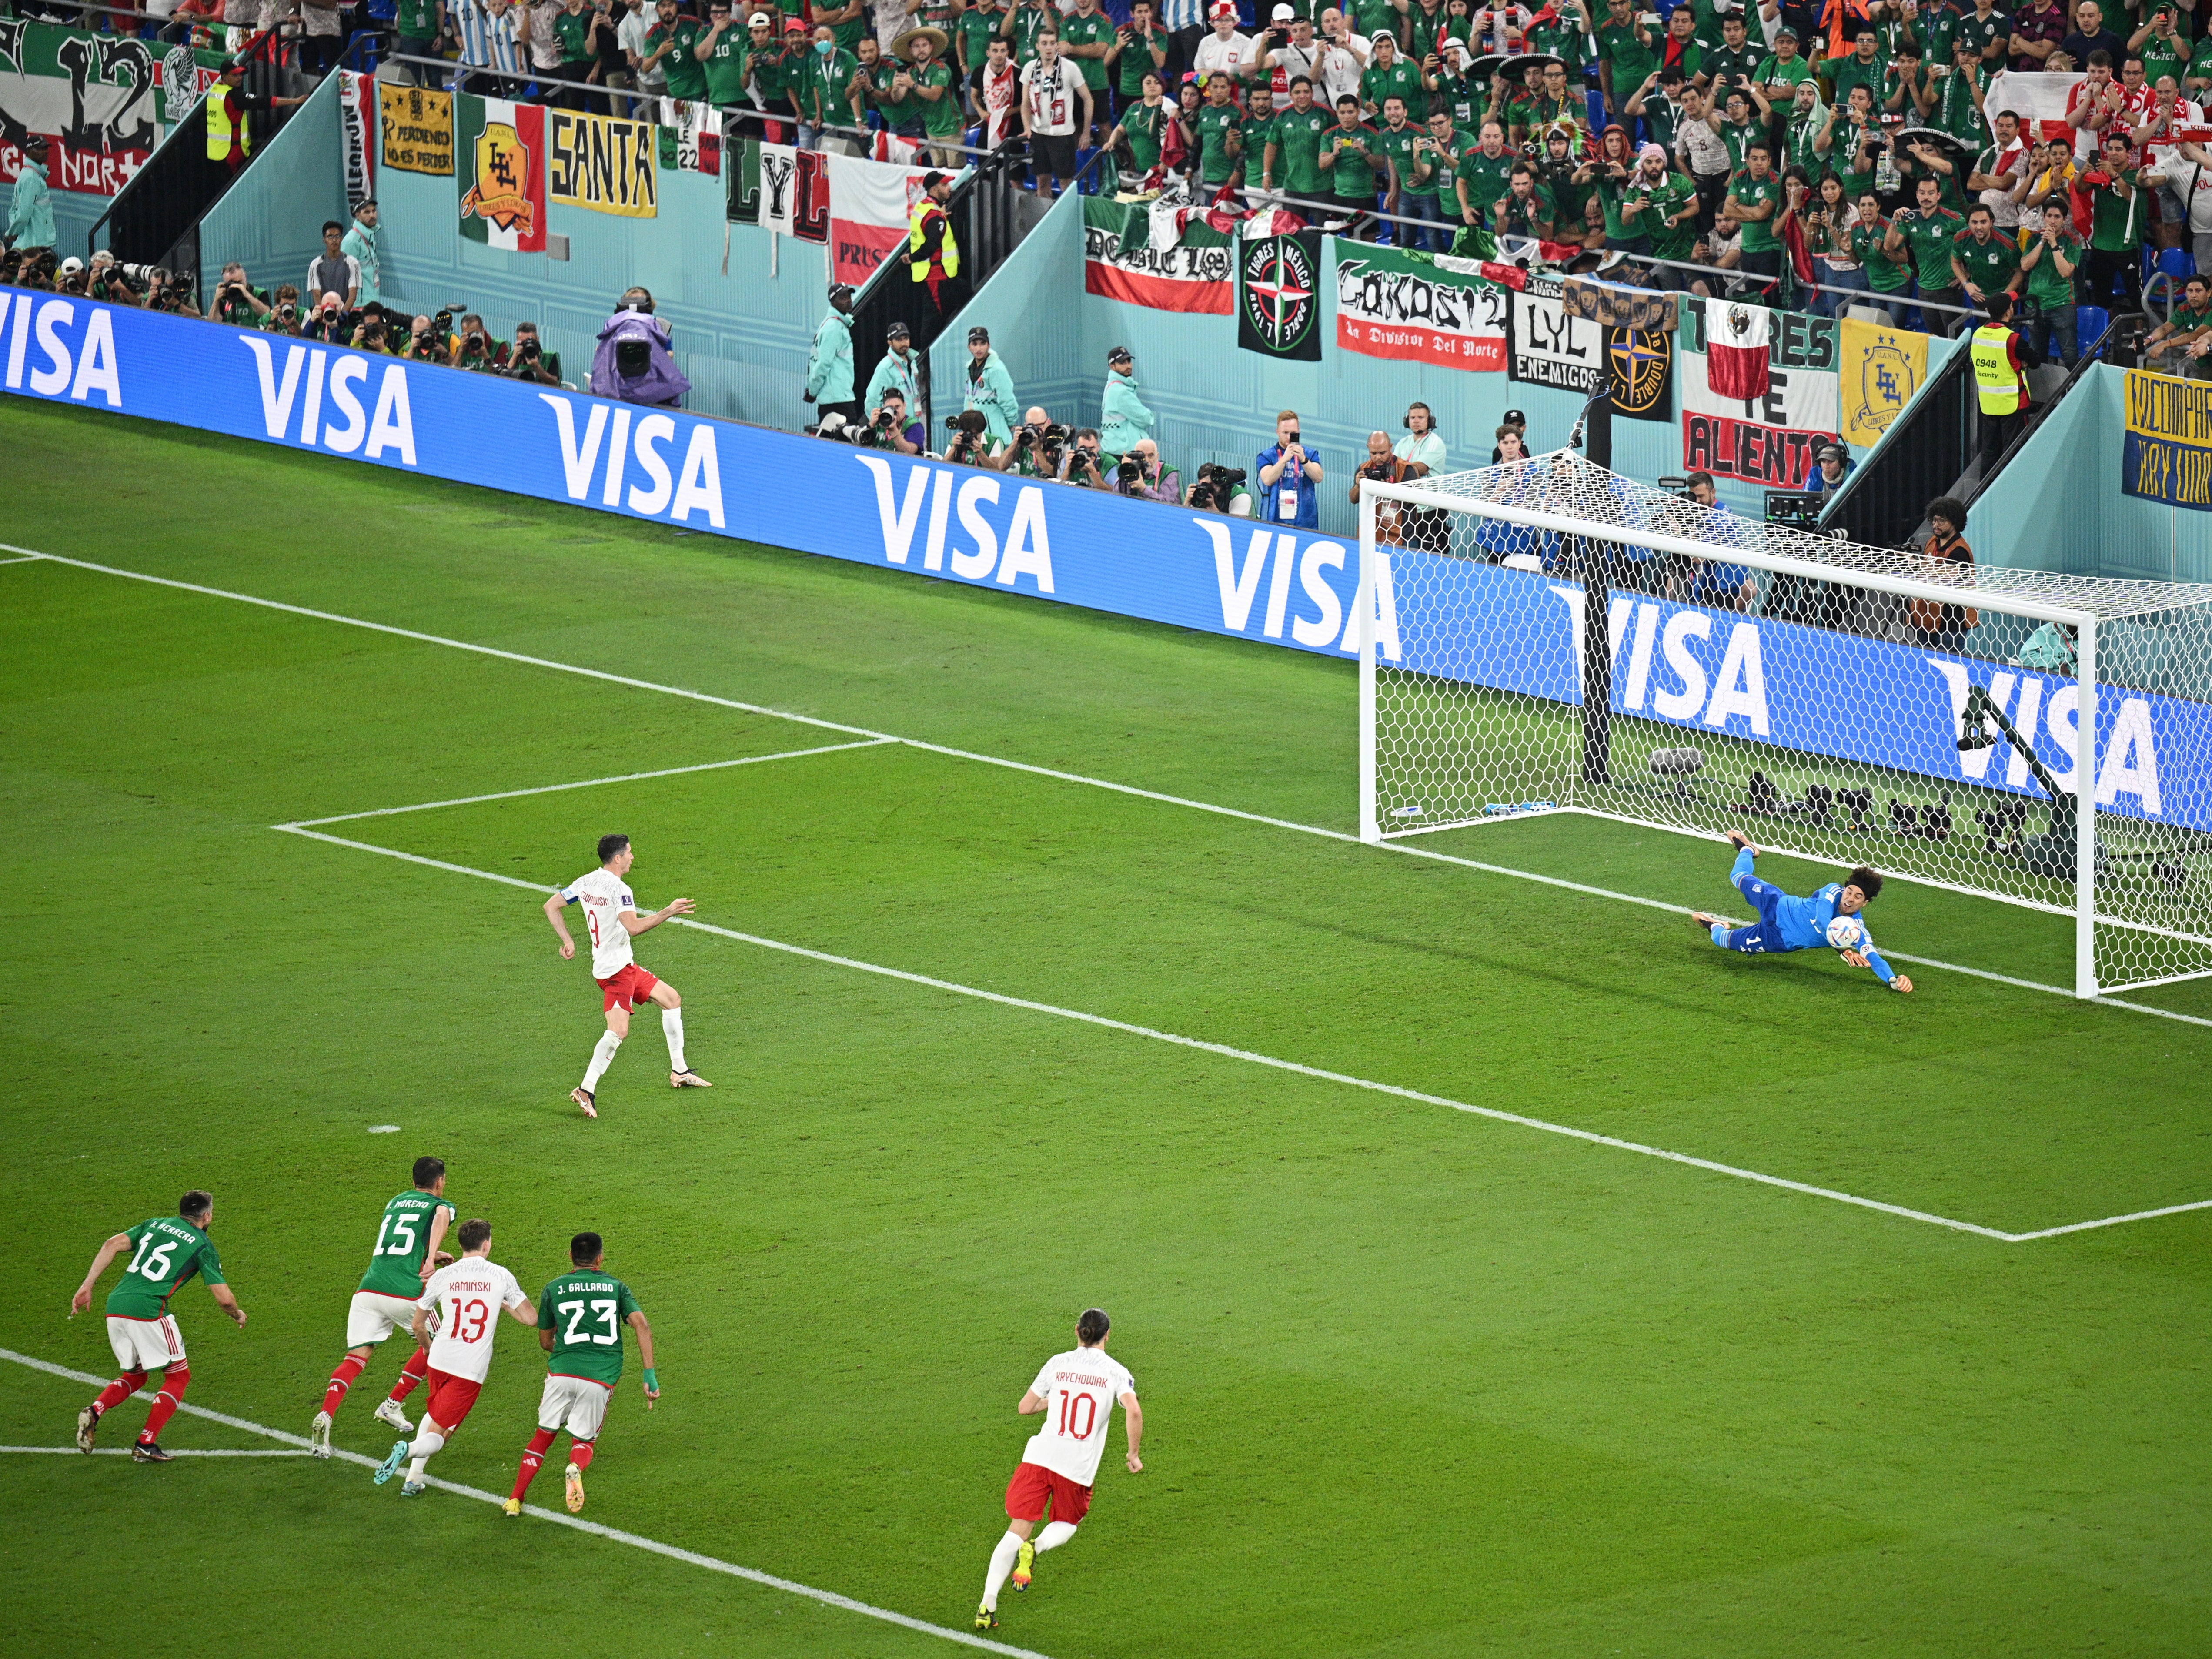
[1363,454,2212,996]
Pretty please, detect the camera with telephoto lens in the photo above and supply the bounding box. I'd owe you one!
[433,300,468,334]
[944,409,988,461]
[1116,455,1144,492]
[1188,461,1246,513]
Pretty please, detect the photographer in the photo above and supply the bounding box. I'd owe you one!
[1059,428,1114,490]
[353,310,394,354]
[589,286,691,408]
[452,313,511,372]
[868,388,926,453]
[404,314,448,363]
[507,321,565,384]
[88,253,142,308]
[259,283,303,330]
[54,257,90,298]
[208,262,273,326]
[1116,438,1181,502]
[943,408,995,465]
[1256,409,1322,528]
[1186,459,1254,516]
[305,293,355,343]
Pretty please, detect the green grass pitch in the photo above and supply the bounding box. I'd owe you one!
[3,398,2211,1657]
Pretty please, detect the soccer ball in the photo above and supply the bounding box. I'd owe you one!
[1826,915,1866,952]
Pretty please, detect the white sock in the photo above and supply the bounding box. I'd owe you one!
[1035,1520,1078,1553]
[982,1531,1022,1612]
[582,1031,621,1090]
[662,1007,687,1073]
[410,1427,445,1462]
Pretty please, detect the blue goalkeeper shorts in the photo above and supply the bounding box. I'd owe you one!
[1714,852,1789,955]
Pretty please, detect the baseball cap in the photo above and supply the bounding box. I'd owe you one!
[886,320,911,339]
[1774,23,1797,37]
[1815,441,1848,463]
[1270,3,1295,16]
[1502,408,1526,425]
[58,256,84,274]
[1107,344,1133,364]
[968,324,991,344]
[922,168,949,188]
[745,9,769,23]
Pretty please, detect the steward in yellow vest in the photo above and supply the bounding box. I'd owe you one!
[907,170,959,307]
[204,59,307,171]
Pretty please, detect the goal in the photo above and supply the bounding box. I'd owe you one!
[1351,452,2212,1000]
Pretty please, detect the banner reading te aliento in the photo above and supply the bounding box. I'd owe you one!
[2123,368,2212,510]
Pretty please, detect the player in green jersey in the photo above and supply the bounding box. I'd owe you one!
[503,1231,659,1517]
[73,1191,244,1462]
[310,1155,456,1458]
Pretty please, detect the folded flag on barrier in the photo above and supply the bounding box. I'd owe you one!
[1704,296,1771,400]
[1082,196,1233,314]
[826,151,933,289]
[456,94,546,252]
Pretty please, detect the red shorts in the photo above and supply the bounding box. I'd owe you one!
[424,1368,482,1432]
[1004,1460,1091,1527]
[596,963,661,1013]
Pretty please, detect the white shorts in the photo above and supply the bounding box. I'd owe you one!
[107,1314,185,1372]
[346,1290,425,1348]
[536,1373,613,1442]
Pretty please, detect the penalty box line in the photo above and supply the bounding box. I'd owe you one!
[14,545,2212,1038]
[272,823,2212,1246]
[0,1346,1058,1659]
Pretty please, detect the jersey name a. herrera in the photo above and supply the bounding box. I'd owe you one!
[417,1256,529,1383]
[1022,1347,1136,1488]
[563,867,638,979]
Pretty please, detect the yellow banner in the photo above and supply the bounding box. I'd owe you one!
[546,110,658,217]
[2125,367,2212,443]
[379,84,453,175]
[1838,316,1928,448]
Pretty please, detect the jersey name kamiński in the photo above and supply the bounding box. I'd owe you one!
[417,1256,530,1383]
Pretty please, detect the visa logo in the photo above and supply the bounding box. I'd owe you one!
[855,454,1055,592]
[542,395,725,526]
[238,335,417,463]
[1,293,122,405]
[1194,520,1401,659]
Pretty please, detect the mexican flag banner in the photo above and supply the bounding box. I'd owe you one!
[0,20,220,196]
[1334,243,1510,371]
[456,94,547,252]
[1081,196,1231,315]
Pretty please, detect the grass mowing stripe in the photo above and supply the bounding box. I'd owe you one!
[274,825,2037,1243]
[284,739,899,826]
[0,1346,1058,1659]
[17,544,2211,1034]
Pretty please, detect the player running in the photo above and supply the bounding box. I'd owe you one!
[310,1155,456,1457]
[371,1217,534,1496]
[71,1190,246,1462]
[975,1308,1144,1632]
[1691,832,1915,992]
[503,1230,659,1519]
[543,833,710,1117]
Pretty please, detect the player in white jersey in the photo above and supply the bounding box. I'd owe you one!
[975,1308,1143,1632]
[542,832,711,1117]
[371,1217,534,1497]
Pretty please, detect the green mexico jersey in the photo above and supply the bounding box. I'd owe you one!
[1952,8,2002,61]
[1059,11,1113,90]
[1458,145,1517,220]
[2090,170,2145,251]
[2021,231,2080,307]
[1627,171,1696,256]
[1325,124,1385,196]
[1951,228,2018,293]
[1933,64,1983,141]
[1731,169,1783,251]
[359,1188,457,1298]
[1896,204,1964,286]
[2140,33,2188,82]
[1115,24,1166,96]
[957,1,1006,70]
[797,48,858,123]
[914,59,962,136]
[1006,3,1055,66]
[1123,97,1168,171]
[1497,182,1555,235]
[651,19,707,98]
[1196,103,1244,184]
[1373,121,1422,194]
[1853,219,1912,291]
[1596,18,1656,92]
[1271,105,1329,193]
[1753,51,1811,97]
[1349,0,1399,40]
[1717,114,1760,172]
[1828,52,1885,110]
[1362,58,1426,121]
[1701,40,1757,89]
[395,0,438,39]
[701,30,748,105]
[553,7,592,62]
[1527,12,1587,67]
[107,1216,225,1320]
[1427,70,1476,127]
[538,1270,644,1385]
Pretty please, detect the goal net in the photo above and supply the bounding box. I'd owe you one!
[1353,452,2212,999]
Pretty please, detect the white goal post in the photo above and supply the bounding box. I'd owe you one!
[1353,454,2212,1000]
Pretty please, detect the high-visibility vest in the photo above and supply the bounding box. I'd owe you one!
[907,198,959,284]
[205,87,249,163]
[1971,322,2023,416]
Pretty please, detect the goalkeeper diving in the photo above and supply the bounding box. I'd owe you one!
[1691,833,1915,993]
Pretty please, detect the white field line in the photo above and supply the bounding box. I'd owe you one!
[11,545,2206,1034]
[283,740,897,827]
[0,1345,1056,1659]
[0,553,45,565]
[278,823,2163,1245]
[0,1445,309,1455]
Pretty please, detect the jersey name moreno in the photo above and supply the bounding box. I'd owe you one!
[563,868,637,979]
[359,1188,457,1298]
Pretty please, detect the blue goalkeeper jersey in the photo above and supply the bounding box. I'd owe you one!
[1778,883,1896,982]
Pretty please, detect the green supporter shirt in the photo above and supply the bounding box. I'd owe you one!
[1730,167,1783,251]
[1458,144,1517,221]
[1122,97,1168,170]
[1005,3,1055,66]
[1626,170,1697,256]
[1595,168,1632,239]
[2090,169,2145,251]
[1895,203,1965,286]
[358,1188,458,1299]
[1828,53,1885,111]
[1933,63,1984,140]
[1373,120,1423,194]
[914,58,963,136]
[538,1270,644,1387]
[1952,8,2003,61]
[1914,5,1961,64]
[1113,23,1167,96]
[2021,228,2081,307]
[651,19,707,99]
[107,1216,226,1320]
[1349,0,1400,40]
[1362,58,1426,121]
[1404,0,1450,61]
[1059,11,1114,90]
[1597,17,1657,94]
[1324,122,1386,197]
[798,47,860,124]
[394,0,438,40]
[2139,33,2188,83]
[701,29,748,106]
[1270,105,1330,193]
[1196,102,1244,184]
[957,2,1008,71]
[553,7,593,62]
[1527,12,1588,67]
[1637,90,1686,151]
[1852,217,1913,290]
[1497,181,1556,234]
[1717,113,1761,172]
[1701,40,1758,90]
[872,59,920,126]
[1951,226,2019,293]
[1427,70,1477,128]
[1753,50,1813,98]
[2190,37,2212,83]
